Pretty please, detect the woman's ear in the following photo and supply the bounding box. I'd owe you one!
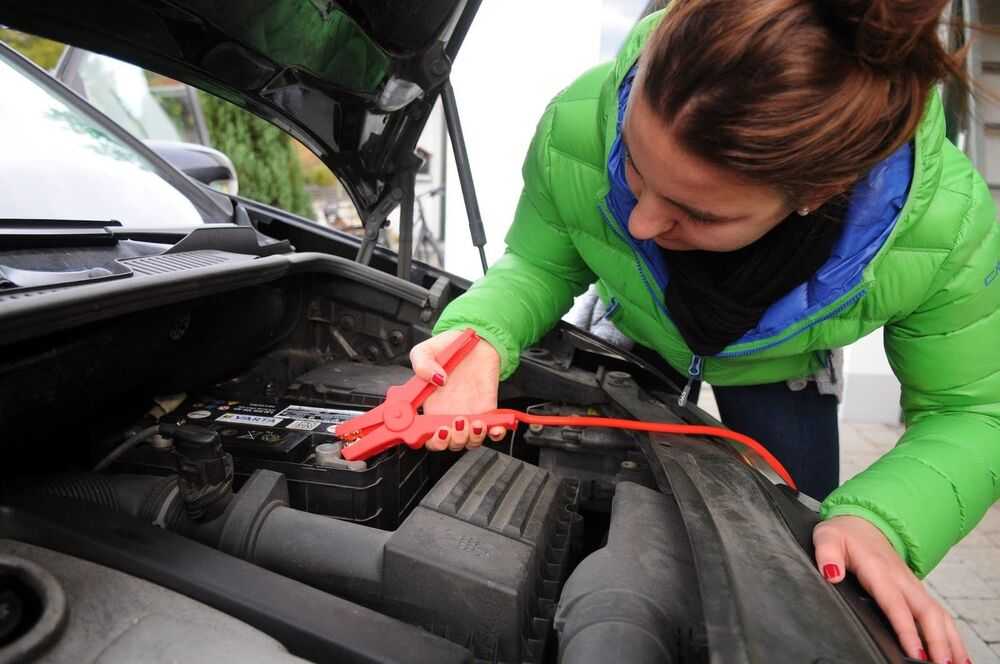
[796,184,853,215]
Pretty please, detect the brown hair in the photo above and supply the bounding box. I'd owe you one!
[640,0,966,203]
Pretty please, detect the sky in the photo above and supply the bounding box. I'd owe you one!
[600,0,649,59]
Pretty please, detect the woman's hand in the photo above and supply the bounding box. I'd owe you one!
[409,330,506,451]
[814,516,969,664]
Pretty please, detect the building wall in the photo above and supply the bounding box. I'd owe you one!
[841,330,902,424]
[441,1,604,279]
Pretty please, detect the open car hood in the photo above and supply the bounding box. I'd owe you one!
[0,0,480,222]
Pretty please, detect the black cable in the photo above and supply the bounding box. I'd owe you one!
[93,425,161,471]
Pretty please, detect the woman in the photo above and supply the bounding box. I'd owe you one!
[412,2,1000,662]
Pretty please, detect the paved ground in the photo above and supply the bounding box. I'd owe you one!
[699,388,1000,662]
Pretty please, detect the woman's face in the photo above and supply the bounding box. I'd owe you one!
[622,84,794,252]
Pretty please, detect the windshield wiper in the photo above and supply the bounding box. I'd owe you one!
[0,262,130,290]
[0,219,122,250]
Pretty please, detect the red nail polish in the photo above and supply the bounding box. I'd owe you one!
[455,420,465,432]
[822,564,840,581]
[437,430,448,440]
[473,426,483,435]
[432,373,445,387]
[918,649,928,660]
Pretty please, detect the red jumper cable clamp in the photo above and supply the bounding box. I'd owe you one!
[335,329,798,490]
[334,329,518,460]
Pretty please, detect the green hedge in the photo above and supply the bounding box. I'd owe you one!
[198,92,314,219]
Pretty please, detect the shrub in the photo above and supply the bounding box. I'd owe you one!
[198,92,314,219]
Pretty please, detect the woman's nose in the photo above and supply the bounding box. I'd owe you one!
[628,200,674,240]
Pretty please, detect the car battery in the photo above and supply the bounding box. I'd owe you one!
[117,397,433,530]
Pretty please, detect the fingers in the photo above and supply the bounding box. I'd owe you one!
[901,581,968,664]
[815,516,972,664]
[425,422,507,453]
[906,591,948,663]
[943,611,969,664]
[815,522,924,659]
[409,347,446,386]
[468,420,486,448]
[862,577,920,662]
[448,417,469,451]
[813,522,848,584]
[409,333,461,385]
[426,426,451,452]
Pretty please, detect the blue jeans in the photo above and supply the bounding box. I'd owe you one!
[630,345,840,500]
[712,382,840,500]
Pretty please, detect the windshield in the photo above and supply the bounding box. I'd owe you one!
[0,48,202,228]
[75,52,185,143]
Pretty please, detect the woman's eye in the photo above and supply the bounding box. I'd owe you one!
[623,149,639,175]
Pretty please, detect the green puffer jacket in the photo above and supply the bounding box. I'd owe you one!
[433,11,1000,576]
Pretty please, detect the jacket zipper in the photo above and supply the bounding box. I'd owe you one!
[677,355,702,408]
[713,289,867,358]
[595,297,621,324]
[597,202,672,319]
[826,349,838,384]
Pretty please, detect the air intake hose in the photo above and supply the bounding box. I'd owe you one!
[554,482,702,664]
[12,470,389,605]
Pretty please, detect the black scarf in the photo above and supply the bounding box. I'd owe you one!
[663,200,846,356]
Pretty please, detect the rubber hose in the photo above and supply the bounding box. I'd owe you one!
[250,506,390,604]
[19,473,391,605]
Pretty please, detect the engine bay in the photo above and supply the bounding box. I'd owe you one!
[0,252,889,664]
[0,259,715,663]
[81,358,588,661]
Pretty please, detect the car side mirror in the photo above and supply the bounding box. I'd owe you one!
[144,140,239,196]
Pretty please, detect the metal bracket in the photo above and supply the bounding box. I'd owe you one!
[355,151,423,277]
[355,187,402,266]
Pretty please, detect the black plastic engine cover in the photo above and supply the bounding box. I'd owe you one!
[382,448,581,663]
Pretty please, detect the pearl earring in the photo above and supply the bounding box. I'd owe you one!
[797,207,810,217]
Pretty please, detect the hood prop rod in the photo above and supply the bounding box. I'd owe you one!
[441,79,489,275]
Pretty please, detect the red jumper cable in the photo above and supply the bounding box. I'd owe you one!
[335,329,797,490]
